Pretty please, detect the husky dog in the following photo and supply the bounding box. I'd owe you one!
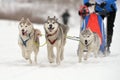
[44,16,69,65]
[18,17,41,64]
[78,28,101,62]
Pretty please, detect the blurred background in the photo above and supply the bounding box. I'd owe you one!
[0,0,82,25]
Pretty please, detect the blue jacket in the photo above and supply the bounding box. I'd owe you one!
[84,0,117,12]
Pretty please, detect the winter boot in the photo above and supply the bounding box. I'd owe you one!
[107,35,112,53]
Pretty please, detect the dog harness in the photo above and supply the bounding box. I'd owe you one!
[80,38,94,52]
[20,33,32,47]
[46,29,58,45]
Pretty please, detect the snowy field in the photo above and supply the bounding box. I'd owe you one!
[0,5,120,80]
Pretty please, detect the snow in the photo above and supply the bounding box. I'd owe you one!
[0,4,120,80]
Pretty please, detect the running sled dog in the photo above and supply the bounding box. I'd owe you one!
[18,17,41,64]
[44,16,69,65]
[78,28,101,62]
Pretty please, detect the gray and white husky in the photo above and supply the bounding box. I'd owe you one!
[18,17,41,64]
[78,28,101,62]
[44,16,69,65]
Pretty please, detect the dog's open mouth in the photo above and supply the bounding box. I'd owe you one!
[85,40,88,45]
[48,27,54,32]
[22,30,27,36]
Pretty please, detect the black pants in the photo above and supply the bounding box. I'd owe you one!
[101,11,116,48]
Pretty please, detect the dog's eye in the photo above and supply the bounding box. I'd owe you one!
[25,26,27,27]
[53,22,55,24]
[87,36,89,37]
[47,22,49,24]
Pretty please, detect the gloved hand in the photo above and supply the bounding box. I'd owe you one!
[100,2,106,8]
[111,4,116,12]
[85,2,92,7]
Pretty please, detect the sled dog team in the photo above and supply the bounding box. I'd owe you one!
[18,16,102,65]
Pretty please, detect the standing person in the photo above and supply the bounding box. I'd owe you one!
[84,0,117,53]
[62,9,70,25]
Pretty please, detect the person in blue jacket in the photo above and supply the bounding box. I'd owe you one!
[83,0,117,53]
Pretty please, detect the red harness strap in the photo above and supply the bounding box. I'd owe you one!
[48,38,57,45]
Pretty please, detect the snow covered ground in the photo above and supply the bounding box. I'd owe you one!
[0,4,120,80]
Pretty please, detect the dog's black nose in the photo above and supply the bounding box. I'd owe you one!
[22,29,24,32]
[85,40,88,45]
[49,24,52,29]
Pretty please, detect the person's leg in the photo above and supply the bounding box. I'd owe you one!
[107,11,116,51]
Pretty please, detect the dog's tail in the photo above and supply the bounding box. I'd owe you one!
[34,29,41,44]
[34,29,42,37]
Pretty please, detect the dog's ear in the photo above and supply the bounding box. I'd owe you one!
[47,16,50,20]
[26,18,31,23]
[20,17,24,21]
[80,29,84,34]
[87,28,93,33]
[53,16,56,19]
[54,16,58,21]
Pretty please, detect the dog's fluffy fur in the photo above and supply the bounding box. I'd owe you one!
[44,16,69,65]
[78,28,101,62]
[18,17,41,64]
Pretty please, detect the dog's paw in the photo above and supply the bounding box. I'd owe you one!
[79,58,82,63]
[25,57,29,60]
[49,61,54,63]
[29,59,32,64]
[56,59,61,65]
[84,57,87,60]
[49,59,54,63]
[56,61,60,65]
